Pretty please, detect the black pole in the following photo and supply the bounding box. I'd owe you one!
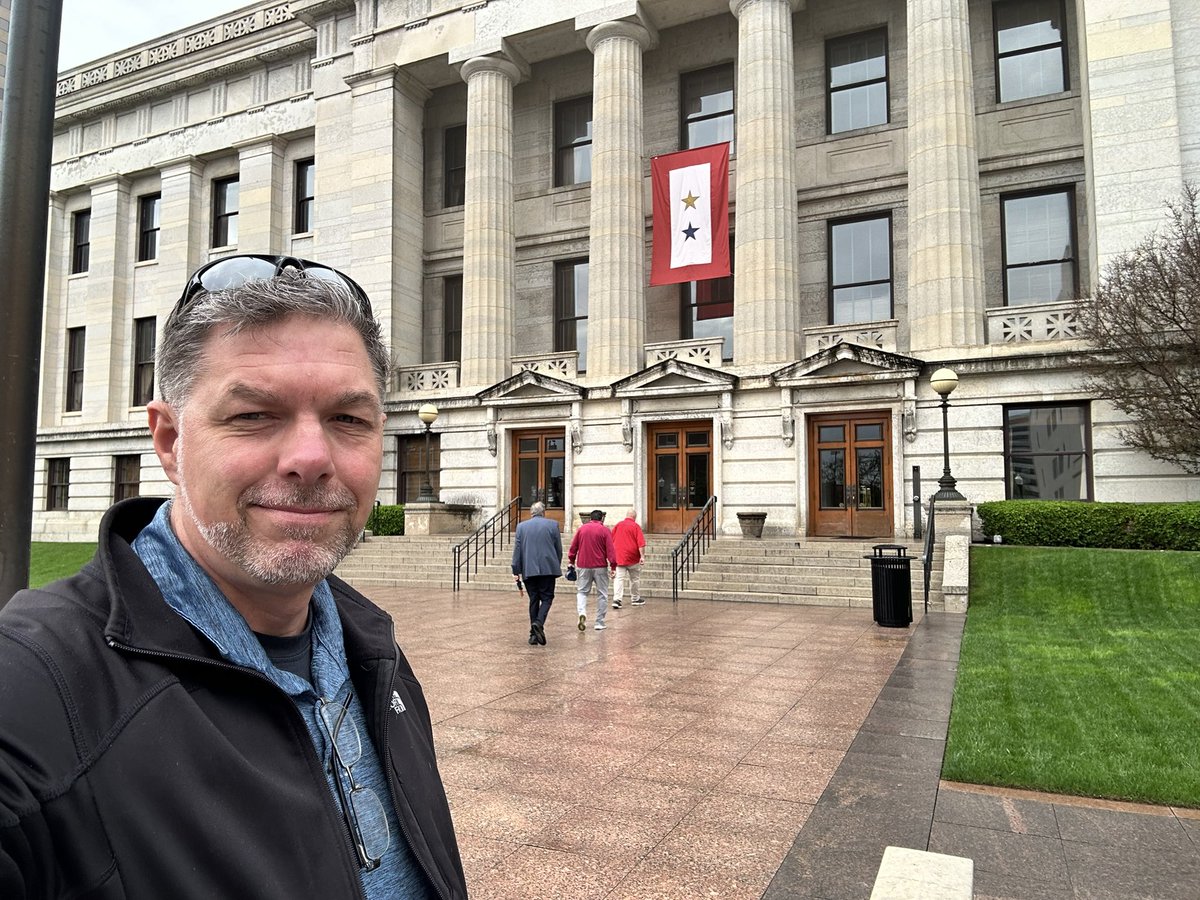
[419,423,433,500]
[0,0,63,607]
[933,395,965,501]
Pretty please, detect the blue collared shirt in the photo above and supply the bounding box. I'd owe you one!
[133,502,430,899]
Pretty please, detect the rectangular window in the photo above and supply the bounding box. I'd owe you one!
[554,96,593,187]
[398,435,441,503]
[132,317,156,407]
[294,158,315,233]
[65,326,85,412]
[46,458,70,511]
[830,214,893,324]
[681,237,734,361]
[443,125,466,208]
[1004,403,1091,500]
[137,193,160,262]
[1002,187,1077,305]
[994,0,1067,102]
[212,176,239,248]
[71,209,91,274]
[442,275,463,363]
[681,64,735,152]
[554,259,589,373]
[114,455,141,503]
[827,29,889,134]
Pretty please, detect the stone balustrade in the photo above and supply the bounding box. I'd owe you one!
[985,300,1081,344]
[644,337,728,369]
[511,351,578,379]
[395,362,459,394]
[803,320,899,355]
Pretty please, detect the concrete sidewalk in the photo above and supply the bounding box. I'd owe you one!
[365,585,1200,899]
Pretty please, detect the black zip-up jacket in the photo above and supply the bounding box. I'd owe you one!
[0,498,467,899]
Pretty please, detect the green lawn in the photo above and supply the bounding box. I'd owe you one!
[28,542,97,589]
[944,546,1200,808]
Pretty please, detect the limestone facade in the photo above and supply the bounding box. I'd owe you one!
[32,0,1200,542]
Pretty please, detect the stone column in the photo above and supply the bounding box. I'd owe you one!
[235,136,286,255]
[1079,1,1183,283]
[729,0,802,366]
[157,156,206,290]
[582,13,656,379]
[346,65,430,368]
[907,0,986,352]
[82,176,132,421]
[456,49,526,388]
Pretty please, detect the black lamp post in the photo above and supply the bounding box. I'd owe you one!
[930,367,966,502]
[417,403,438,501]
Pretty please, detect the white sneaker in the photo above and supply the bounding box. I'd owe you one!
[612,599,622,609]
[594,622,607,631]
[631,598,645,606]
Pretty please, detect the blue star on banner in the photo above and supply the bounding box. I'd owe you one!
[682,223,699,240]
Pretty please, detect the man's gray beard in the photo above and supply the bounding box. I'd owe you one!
[177,477,359,587]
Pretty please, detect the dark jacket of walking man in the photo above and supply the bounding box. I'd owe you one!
[0,256,466,900]
[510,501,563,645]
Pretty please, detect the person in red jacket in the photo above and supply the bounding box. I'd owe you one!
[567,509,616,631]
[610,508,646,609]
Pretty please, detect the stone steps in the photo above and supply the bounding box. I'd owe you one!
[335,533,945,610]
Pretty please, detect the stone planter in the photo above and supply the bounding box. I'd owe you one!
[737,512,767,539]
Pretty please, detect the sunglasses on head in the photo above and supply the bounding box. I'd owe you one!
[174,254,372,318]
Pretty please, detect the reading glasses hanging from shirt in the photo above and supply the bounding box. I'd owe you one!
[318,696,391,871]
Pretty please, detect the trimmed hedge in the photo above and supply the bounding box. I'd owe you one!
[366,504,405,536]
[976,500,1200,551]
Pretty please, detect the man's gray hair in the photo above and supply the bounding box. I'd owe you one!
[530,501,546,517]
[157,270,391,407]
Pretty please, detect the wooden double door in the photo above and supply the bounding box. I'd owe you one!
[808,412,893,538]
[512,428,566,529]
[647,421,713,534]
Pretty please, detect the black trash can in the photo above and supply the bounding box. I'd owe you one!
[865,544,912,627]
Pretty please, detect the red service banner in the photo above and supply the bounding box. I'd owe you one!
[649,142,731,287]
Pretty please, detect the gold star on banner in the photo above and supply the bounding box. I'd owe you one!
[681,191,700,209]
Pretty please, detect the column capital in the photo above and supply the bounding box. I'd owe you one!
[585,18,657,54]
[344,63,433,103]
[730,0,803,17]
[154,155,203,177]
[457,52,527,85]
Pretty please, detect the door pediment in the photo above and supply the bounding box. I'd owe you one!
[771,341,923,387]
[612,358,738,399]
[476,370,585,408]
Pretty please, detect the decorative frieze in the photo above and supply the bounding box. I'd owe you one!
[985,301,1080,344]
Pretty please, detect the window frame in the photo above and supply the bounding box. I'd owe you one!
[137,193,161,262]
[553,95,594,188]
[443,124,467,209]
[1002,402,1093,500]
[46,458,71,511]
[114,455,141,503]
[826,27,890,135]
[680,236,735,362]
[65,326,85,413]
[993,0,1069,103]
[554,258,590,374]
[132,316,156,407]
[1000,185,1078,307]
[397,434,441,503]
[827,212,894,325]
[442,275,462,363]
[294,158,315,234]
[71,209,91,274]
[212,176,239,248]
[680,63,736,153]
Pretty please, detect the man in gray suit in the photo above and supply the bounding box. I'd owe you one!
[511,502,563,645]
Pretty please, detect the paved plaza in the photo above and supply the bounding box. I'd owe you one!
[369,586,1200,899]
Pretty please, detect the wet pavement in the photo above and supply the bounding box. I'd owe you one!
[368,586,1200,899]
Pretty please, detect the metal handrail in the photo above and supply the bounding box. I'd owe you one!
[922,496,937,614]
[670,495,718,603]
[452,497,521,591]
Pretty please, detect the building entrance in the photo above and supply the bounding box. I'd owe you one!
[647,421,713,534]
[807,412,893,537]
[512,428,566,529]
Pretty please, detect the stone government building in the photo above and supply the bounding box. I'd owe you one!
[34,0,1200,543]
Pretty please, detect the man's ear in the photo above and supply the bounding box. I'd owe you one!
[147,400,182,486]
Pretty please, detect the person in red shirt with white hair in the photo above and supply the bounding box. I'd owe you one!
[610,508,646,609]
